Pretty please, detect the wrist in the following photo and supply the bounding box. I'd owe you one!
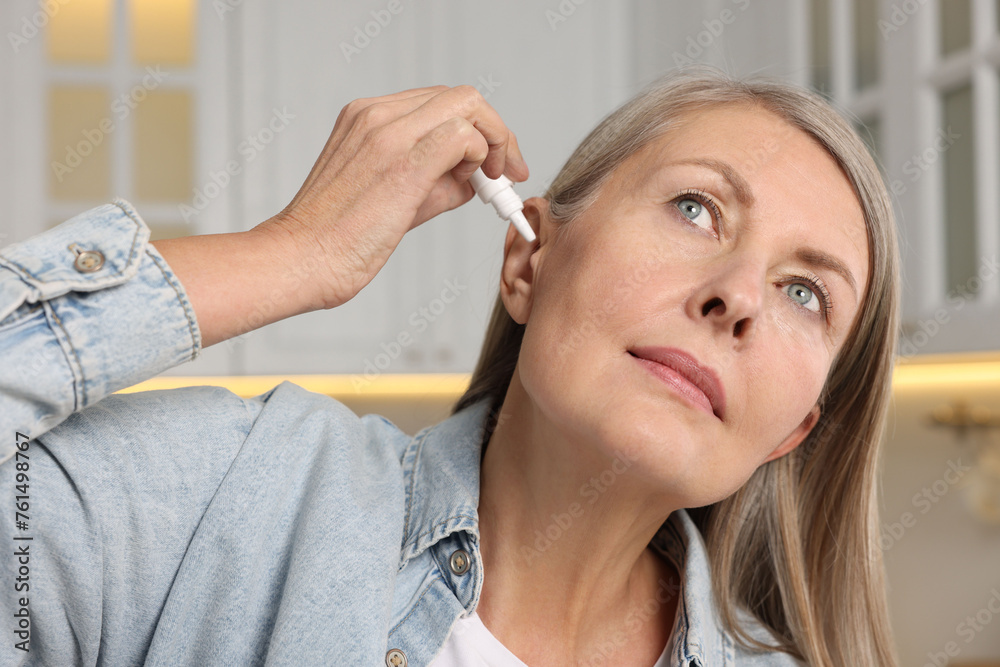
[253,211,361,311]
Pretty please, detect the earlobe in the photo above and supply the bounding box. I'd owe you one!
[499,197,545,325]
[763,404,821,464]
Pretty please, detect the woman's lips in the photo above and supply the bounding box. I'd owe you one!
[628,347,726,420]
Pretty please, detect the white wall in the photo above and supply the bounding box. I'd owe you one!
[883,379,1000,665]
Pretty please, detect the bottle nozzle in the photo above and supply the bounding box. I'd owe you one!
[507,210,535,243]
[469,168,536,243]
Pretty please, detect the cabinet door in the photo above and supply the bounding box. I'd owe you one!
[631,0,1000,357]
[805,0,1000,356]
[230,0,638,377]
[13,1,991,376]
[1,0,234,375]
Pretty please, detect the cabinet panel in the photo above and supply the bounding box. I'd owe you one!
[5,0,996,376]
[233,0,638,376]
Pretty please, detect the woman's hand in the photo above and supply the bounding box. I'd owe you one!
[258,85,530,310]
[153,85,528,348]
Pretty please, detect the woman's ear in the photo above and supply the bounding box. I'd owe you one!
[499,197,546,325]
[763,404,821,464]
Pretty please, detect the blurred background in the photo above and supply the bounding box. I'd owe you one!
[1,0,999,662]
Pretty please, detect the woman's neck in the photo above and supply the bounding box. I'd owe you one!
[474,373,681,665]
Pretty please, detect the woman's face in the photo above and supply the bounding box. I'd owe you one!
[504,103,870,508]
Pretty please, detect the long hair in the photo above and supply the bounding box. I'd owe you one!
[453,68,900,666]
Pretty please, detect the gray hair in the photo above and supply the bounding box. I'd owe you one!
[455,67,900,666]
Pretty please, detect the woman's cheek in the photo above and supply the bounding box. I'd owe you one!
[769,301,830,350]
[766,300,801,339]
[746,333,825,425]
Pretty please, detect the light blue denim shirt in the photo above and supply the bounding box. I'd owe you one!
[0,201,804,666]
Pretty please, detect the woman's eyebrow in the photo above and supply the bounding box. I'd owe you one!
[669,158,756,208]
[796,247,859,303]
[667,159,859,302]
[662,157,860,296]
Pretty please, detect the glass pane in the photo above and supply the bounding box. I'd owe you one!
[129,0,195,65]
[811,0,831,95]
[940,0,972,55]
[941,85,978,297]
[134,90,193,201]
[853,0,879,90]
[49,87,112,202]
[47,0,113,63]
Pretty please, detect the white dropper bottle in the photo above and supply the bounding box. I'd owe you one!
[468,167,536,243]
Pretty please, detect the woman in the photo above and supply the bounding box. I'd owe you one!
[0,69,898,666]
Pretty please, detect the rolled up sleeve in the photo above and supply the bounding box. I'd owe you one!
[0,199,201,464]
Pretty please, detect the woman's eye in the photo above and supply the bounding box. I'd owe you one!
[786,282,820,313]
[675,198,713,230]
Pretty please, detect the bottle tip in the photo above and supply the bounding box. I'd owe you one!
[510,210,536,243]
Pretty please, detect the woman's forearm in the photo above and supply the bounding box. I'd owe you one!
[151,223,325,348]
[153,85,528,349]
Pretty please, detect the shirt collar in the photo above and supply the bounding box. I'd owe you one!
[397,397,490,567]
[650,509,729,665]
[398,397,733,664]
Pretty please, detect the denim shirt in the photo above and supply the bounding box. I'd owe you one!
[0,201,804,666]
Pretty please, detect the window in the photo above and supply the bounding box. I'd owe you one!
[808,0,1000,353]
[46,0,197,241]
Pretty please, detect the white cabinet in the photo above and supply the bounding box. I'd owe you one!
[803,0,1000,355]
[631,0,1000,356]
[201,0,641,376]
[1,0,233,374]
[4,0,997,378]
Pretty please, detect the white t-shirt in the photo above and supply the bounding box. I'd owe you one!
[428,609,674,667]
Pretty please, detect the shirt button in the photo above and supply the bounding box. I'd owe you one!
[73,249,105,273]
[449,549,470,575]
[385,648,407,666]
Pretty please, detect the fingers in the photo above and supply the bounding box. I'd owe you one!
[393,85,528,182]
[293,88,449,204]
[288,84,528,226]
[410,172,478,228]
[408,116,491,185]
[506,130,528,181]
[337,86,528,184]
[342,85,451,112]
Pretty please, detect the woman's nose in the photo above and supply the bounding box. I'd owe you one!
[691,260,765,340]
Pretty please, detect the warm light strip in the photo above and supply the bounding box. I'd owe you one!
[115,355,1000,399]
[115,374,472,399]
[892,360,1000,388]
